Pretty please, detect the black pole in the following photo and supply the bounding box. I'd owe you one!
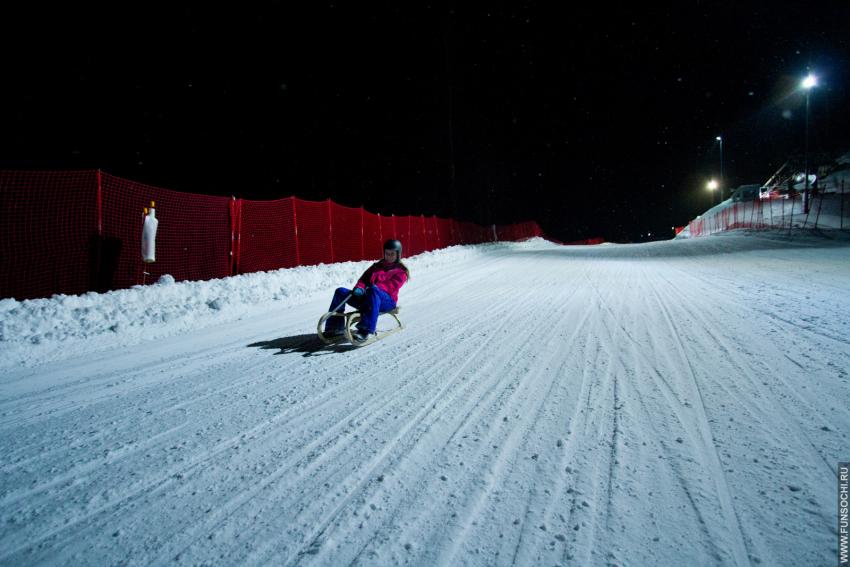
[719,137,724,200]
[803,90,811,214]
[442,2,458,218]
[813,184,825,229]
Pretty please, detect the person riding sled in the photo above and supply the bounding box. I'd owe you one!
[324,239,410,341]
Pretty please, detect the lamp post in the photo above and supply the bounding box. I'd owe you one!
[802,73,817,214]
[716,136,724,200]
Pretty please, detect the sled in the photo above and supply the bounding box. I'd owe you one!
[317,302,404,348]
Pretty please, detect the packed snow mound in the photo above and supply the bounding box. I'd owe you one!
[0,239,558,367]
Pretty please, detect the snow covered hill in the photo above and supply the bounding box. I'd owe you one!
[1,233,849,566]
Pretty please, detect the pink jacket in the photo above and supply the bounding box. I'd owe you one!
[355,261,408,303]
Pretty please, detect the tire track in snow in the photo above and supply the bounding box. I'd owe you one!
[9,284,520,564]
[160,255,549,565]
[0,258,525,561]
[561,262,639,566]
[270,283,547,565]
[655,266,839,476]
[557,261,733,564]
[640,263,752,567]
[343,263,595,564]
[287,252,591,565]
[4,237,848,565]
[271,250,590,564]
[431,275,597,565]
[5,251,529,563]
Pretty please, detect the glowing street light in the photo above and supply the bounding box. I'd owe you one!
[802,74,817,89]
[707,179,719,204]
[802,73,817,213]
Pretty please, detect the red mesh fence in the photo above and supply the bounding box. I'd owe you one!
[686,190,849,237]
[395,215,412,254]
[564,237,605,245]
[330,202,363,263]
[439,218,458,247]
[99,173,232,290]
[380,215,396,254]
[1,170,547,300]
[425,217,438,251]
[362,212,384,260]
[0,170,99,300]
[293,199,332,266]
[456,221,471,244]
[495,221,544,242]
[408,216,427,256]
[238,197,299,273]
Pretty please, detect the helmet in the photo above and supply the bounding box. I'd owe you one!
[383,239,402,260]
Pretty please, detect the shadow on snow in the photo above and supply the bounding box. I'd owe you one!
[247,334,355,357]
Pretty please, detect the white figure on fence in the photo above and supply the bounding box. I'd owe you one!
[142,201,158,263]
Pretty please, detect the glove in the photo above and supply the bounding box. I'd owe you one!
[353,287,366,297]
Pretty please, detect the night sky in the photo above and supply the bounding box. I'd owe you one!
[2,2,849,242]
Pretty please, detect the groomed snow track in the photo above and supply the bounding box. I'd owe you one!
[1,232,849,566]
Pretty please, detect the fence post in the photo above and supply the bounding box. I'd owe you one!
[392,214,397,239]
[787,193,796,236]
[802,186,814,229]
[422,214,428,251]
[813,185,825,229]
[292,197,301,266]
[360,207,365,260]
[433,216,440,249]
[230,197,236,275]
[238,199,243,274]
[226,197,243,275]
[96,169,103,237]
[94,169,104,288]
[327,199,334,263]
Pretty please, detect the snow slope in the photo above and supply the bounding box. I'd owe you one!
[1,233,849,566]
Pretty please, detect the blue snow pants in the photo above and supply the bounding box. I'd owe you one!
[325,286,396,333]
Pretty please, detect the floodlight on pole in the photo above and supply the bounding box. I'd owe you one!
[802,73,817,213]
[802,74,817,90]
[707,179,719,204]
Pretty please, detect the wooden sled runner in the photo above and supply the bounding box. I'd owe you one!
[317,306,404,348]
